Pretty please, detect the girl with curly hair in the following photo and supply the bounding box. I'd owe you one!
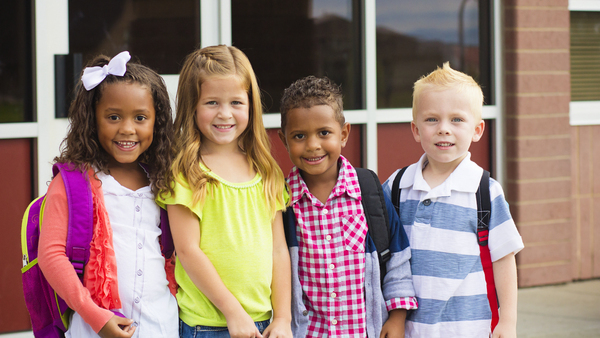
[157,45,291,338]
[38,51,178,337]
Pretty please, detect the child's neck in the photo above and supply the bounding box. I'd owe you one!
[422,156,463,189]
[107,160,149,191]
[200,145,255,183]
[300,165,340,205]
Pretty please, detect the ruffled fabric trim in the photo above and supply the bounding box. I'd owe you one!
[84,170,121,310]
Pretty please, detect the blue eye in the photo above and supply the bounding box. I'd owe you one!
[425,117,437,122]
[452,117,463,122]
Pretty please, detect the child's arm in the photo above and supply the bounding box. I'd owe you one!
[380,195,418,337]
[262,211,292,338]
[167,204,262,338]
[491,253,518,338]
[38,174,131,336]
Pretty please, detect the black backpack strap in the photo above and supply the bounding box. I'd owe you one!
[391,166,408,213]
[476,170,491,246]
[282,205,297,248]
[355,168,390,284]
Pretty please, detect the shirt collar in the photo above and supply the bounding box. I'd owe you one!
[407,152,483,198]
[287,155,361,205]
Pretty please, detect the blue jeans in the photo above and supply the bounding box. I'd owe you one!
[179,319,270,338]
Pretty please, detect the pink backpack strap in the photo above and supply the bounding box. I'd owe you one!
[53,163,94,278]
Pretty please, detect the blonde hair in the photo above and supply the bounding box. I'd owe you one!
[412,62,484,121]
[173,45,285,217]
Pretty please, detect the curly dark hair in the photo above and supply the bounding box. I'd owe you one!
[55,54,174,198]
[279,75,345,132]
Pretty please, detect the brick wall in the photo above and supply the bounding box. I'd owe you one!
[504,0,572,287]
[571,125,600,280]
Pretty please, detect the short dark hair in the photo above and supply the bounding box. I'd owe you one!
[280,76,344,132]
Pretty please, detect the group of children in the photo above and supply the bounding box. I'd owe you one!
[34,44,523,338]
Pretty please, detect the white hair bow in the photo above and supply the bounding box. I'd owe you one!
[81,51,131,91]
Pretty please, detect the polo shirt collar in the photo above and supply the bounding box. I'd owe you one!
[405,152,483,198]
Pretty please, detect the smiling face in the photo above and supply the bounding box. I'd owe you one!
[279,104,350,185]
[411,87,485,171]
[96,82,155,168]
[195,75,249,153]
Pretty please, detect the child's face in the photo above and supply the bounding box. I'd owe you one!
[96,82,155,167]
[411,87,484,170]
[279,104,350,182]
[195,75,249,152]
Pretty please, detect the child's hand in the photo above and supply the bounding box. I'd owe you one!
[98,315,136,338]
[492,320,516,338]
[380,309,407,338]
[225,309,263,338]
[262,317,292,338]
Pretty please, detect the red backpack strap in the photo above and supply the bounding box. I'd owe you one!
[53,163,94,279]
[476,170,499,331]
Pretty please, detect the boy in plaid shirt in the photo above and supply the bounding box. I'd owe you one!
[278,76,417,338]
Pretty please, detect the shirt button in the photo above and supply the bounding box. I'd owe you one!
[331,292,337,298]
[331,318,338,325]
[325,235,332,241]
[134,297,140,303]
[302,310,308,316]
[423,199,431,206]
[137,243,143,249]
[137,269,143,276]
[322,209,328,215]
[135,205,141,212]
[329,264,335,270]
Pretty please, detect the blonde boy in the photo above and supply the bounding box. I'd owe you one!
[383,63,524,338]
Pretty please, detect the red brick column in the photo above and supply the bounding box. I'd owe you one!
[504,1,572,287]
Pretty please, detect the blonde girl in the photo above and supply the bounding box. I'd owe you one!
[158,45,291,338]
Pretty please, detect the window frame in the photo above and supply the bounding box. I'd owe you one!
[569,0,600,126]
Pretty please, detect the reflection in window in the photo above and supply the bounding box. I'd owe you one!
[0,1,33,123]
[232,0,363,112]
[376,0,491,108]
[571,11,600,101]
[69,0,199,75]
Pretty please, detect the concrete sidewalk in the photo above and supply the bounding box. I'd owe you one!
[4,279,600,337]
[517,279,600,337]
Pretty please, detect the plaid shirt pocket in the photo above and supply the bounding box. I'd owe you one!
[342,213,367,253]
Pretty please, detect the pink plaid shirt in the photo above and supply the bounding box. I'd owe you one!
[288,156,416,338]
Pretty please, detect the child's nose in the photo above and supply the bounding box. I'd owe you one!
[307,135,321,150]
[438,121,451,135]
[217,105,233,119]
[119,119,136,134]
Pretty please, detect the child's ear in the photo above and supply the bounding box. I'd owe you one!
[472,120,485,142]
[278,129,289,150]
[411,121,421,143]
[341,123,351,147]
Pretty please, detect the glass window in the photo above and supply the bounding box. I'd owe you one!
[570,11,600,101]
[0,1,33,123]
[376,0,492,108]
[232,0,363,112]
[69,0,199,74]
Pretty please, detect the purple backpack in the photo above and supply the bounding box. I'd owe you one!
[21,163,173,337]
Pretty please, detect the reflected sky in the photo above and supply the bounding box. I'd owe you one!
[377,0,479,45]
[311,0,352,20]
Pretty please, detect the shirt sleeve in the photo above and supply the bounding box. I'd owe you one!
[488,178,524,262]
[381,194,417,309]
[37,173,113,333]
[156,173,203,219]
